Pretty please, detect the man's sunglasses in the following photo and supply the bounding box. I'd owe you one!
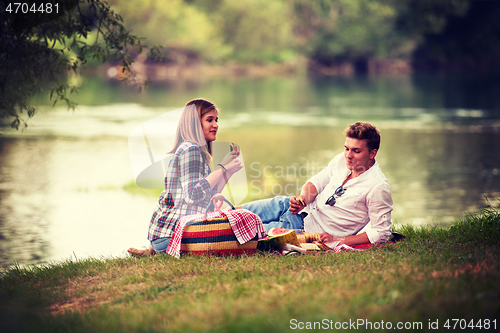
[325,185,346,206]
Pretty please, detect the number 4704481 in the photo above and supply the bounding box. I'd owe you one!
[5,2,59,14]
[444,319,496,330]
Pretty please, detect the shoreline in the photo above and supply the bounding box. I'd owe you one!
[94,57,499,84]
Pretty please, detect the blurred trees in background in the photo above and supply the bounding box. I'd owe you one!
[412,0,500,70]
[106,0,229,63]
[290,0,402,73]
[1,0,160,128]
[108,0,296,63]
[108,0,499,71]
[2,0,499,128]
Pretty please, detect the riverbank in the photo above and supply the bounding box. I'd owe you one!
[1,204,499,333]
[98,53,488,85]
[91,55,500,89]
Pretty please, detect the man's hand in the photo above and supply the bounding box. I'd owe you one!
[288,182,318,214]
[289,196,306,214]
[319,232,335,244]
[320,232,345,247]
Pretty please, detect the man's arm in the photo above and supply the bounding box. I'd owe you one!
[320,232,370,246]
[364,184,393,243]
[289,154,343,214]
[289,182,318,214]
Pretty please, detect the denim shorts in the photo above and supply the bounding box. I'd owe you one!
[150,237,171,253]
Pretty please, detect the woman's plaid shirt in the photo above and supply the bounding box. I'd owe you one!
[148,142,217,241]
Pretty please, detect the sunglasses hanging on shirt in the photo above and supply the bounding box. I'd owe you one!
[325,185,346,206]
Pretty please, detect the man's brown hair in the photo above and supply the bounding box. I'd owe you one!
[344,122,380,151]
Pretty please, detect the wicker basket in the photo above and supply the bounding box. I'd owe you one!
[180,198,259,256]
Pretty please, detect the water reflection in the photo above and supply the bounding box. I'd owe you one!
[0,137,53,264]
[1,74,500,269]
[0,134,157,269]
[29,71,500,112]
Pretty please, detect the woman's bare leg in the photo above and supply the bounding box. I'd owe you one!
[127,245,156,256]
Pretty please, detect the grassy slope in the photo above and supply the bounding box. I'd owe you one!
[1,206,499,333]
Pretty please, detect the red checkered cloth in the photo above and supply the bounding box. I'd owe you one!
[166,209,267,258]
[332,244,359,252]
[225,208,267,244]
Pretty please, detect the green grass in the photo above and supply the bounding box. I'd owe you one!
[116,180,163,197]
[1,205,499,333]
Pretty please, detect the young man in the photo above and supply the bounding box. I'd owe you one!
[241,121,393,247]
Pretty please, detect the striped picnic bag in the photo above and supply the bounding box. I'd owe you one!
[180,198,259,256]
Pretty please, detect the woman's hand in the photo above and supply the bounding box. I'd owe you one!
[219,144,242,175]
[219,150,240,167]
[211,193,226,211]
[224,156,243,174]
[208,147,242,191]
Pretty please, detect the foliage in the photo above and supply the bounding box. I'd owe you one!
[289,0,473,66]
[204,0,297,63]
[290,0,399,65]
[1,207,499,332]
[106,0,485,68]
[107,0,231,63]
[0,0,161,129]
[390,0,470,38]
[412,0,500,69]
[110,0,297,64]
[1,0,498,129]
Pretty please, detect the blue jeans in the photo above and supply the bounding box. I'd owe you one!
[151,237,171,253]
[241,196,304,233]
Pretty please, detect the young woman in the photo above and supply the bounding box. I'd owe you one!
[128,99,243,256]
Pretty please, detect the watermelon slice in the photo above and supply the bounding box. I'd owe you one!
[267,228,292,237]
[257,228,301,251]
[230,142,238,153]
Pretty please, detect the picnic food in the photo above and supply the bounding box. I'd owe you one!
[257,228,300,251]
[258,229,333,252]
[268,228,293,237]
[291,196,306,207]
[296,232,321,243]
[296,232,334,251]
[298,243,321,251]
[314,241,332,251]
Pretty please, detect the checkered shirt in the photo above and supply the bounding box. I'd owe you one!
[148,142,216,241]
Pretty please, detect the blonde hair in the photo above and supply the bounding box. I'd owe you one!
[169,99,218,162]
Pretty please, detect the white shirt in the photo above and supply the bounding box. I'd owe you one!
[302,152,393,243]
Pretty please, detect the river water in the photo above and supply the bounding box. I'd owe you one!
[1,73,499,268]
